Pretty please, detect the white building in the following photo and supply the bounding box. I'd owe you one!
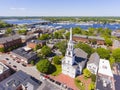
[96,59,115,90]
[62,28,88,78]
[87,52,100,74]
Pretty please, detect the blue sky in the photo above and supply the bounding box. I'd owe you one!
[0,0,119,16]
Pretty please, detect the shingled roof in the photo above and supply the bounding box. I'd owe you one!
[87,52,100,66]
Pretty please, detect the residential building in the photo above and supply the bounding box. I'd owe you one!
[112,40,120,49]
[10,47,37,64]
[27,40,46,49]
[0,62,11,82]
[87,52,100,74]
[0,70,41,90]
[73,34,105,45]
[0,35,22,50]
[62,28,88,78]
[96,59,115,90]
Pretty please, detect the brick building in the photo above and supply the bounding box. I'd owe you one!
[73,34,105,45]
[0,35,22,50]
[27,40,46,49]
[0,62,11,82]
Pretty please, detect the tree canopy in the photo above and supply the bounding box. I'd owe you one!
[96,48,110,59]
[36,59,54,74]
[83,68,92,78]
[41,45,51,57]
[55,40,67,56]
[38,34,49,40]
[74,43,94,57]
[53,56,61,65]
[112,48,120,62]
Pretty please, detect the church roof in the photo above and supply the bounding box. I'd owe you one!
[74,48,88,67]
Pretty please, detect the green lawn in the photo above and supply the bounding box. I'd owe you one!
[51,65,61,76]
[74,78,85,90]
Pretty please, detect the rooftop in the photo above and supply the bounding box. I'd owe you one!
[87,52,100,66]
[0,35,21,44]
[98,59,113,77]
[28,40,46,44]
[11,47,37,60]
[0,70,41,90]
[73,34,105,40]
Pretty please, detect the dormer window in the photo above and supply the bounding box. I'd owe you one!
[68,51,71,55]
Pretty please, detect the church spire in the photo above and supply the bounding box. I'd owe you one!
[70,28,72,41]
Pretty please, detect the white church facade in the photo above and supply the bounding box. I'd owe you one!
[62,28,88,78]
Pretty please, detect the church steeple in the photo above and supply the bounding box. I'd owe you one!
[70,28,72,41]
[65,28,75,65]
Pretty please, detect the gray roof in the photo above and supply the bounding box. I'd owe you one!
[28,40,46,44]
[0,70,41,90]
[96,75,113,90]
[0,35,21,44]
[74,48,88,67]
[11,47,37,61]
[87,52,100,66]
[73,34,105,40]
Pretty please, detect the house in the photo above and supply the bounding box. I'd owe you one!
[10,47,37,64]
[112,40,120,49]
[87,52,100,74]
[0,62,11,82]
[96,59,115,90]
[62,28,88,78]
[27,40,46,49]
[73,34,105,45]
[0,35,22,50]
[0,70,41,90]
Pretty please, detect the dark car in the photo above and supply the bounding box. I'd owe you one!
[13,65,17,68]
[67,88,73,90]
[49,78,55,82]
[5,58,9,60]
[55,81,61,85]
[22,64,27,67]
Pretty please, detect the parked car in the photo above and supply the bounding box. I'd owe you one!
[49,78,55,82]
[13,65,17,68]
[5,58,9,60]
[55,81,61,85]
[22,64,27,67]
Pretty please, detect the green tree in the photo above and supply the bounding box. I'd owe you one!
[30,60,35,65]
[74,43,94,57]
[53,56,61,65]
[112,48,120,62]
[65,32,70,39]
[38,34,49,40]
[5,28,12,34]
[0,47,5,52]
[83,68,92,78]
[72,27,82,35]
[36,59,54,74]
[41,45,51,57]
[105,38,112,46]
[34,44,41,51]
[91,74,96,82]
[17,29,27,35]
[109,56,115,66]
[96,48,110,59]
[54,32,63,39]
[88,82,95,90]
[55,40,67,56]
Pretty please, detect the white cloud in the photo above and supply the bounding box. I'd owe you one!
[10,7,26,11]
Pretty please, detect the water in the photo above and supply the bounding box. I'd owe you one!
[3,19,120,30]
[3,19,48,25]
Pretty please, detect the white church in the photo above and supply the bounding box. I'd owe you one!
[62,28,88,78]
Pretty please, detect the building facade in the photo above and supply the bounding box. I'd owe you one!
[73,34,105,45]
[0,35,22,51]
